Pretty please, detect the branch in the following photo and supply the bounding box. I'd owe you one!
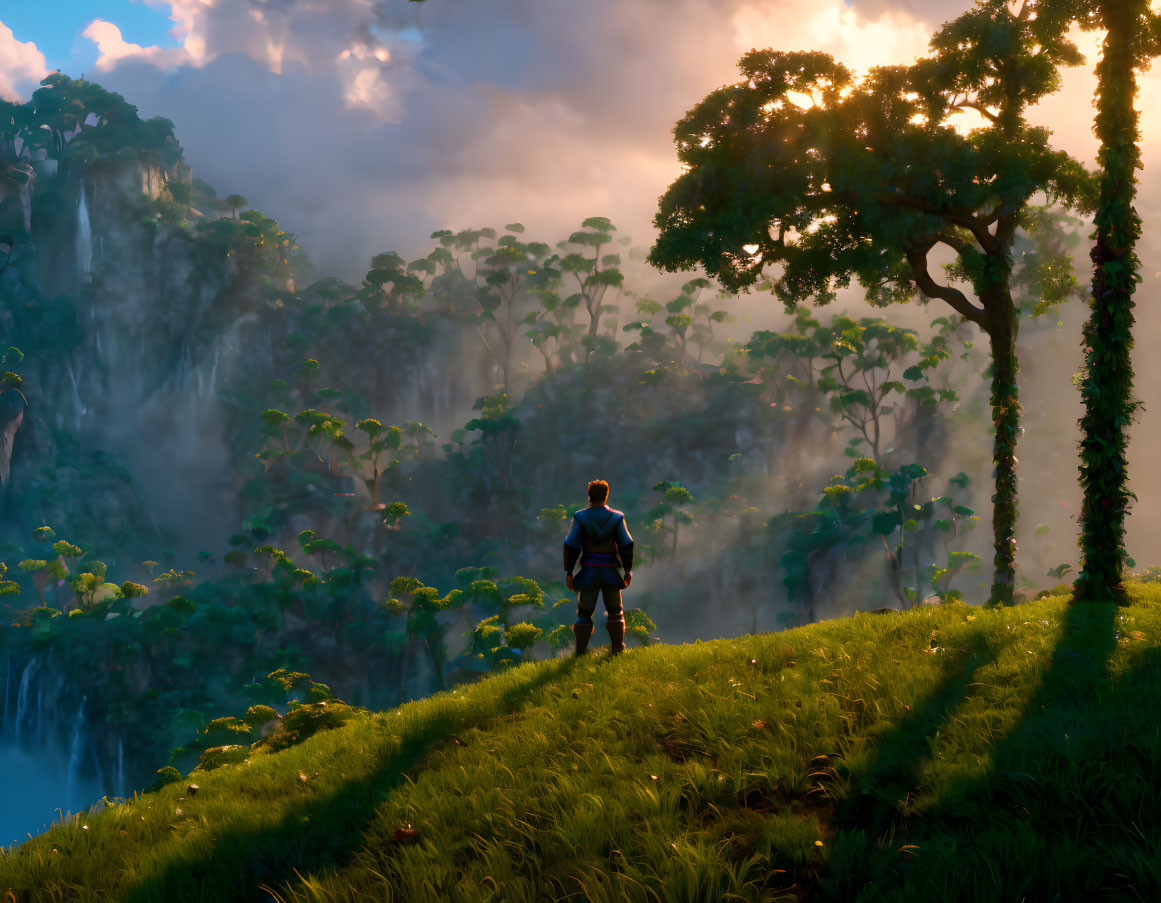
[905,242,989,330]
[951,99,1001,126]
[933,231,975,259]
[879,193,1001,254]
[475,323,503,367]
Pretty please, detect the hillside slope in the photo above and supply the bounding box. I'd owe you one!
[3,588,1161,902]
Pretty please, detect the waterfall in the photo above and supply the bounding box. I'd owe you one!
[116,734,125,799]
[13,658,38,744]
[2,664,109,844]
[36,667,45,745]
[65,696,86,806]
[66,362,88,430]
[76,185,93,282]
[3,655,10,735]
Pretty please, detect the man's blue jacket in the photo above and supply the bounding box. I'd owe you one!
[563,505,634,588]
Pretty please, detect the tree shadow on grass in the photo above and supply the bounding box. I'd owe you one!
[821,598,1133,902]
[119,657,582,903]
[803,625,1007,900]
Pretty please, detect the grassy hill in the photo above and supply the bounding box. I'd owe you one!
[4,586,1161,902]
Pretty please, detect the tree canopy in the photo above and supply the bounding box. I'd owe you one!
[650,0,1096,603]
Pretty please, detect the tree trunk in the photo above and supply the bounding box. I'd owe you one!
[987,314,1020,605]
[1075,0,1143,605]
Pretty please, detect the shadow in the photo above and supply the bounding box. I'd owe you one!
[805,629,1006,899]
[834,633,1003,833]
[820,598,1125,902]
[118,657,581,903]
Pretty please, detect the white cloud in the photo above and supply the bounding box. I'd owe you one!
[0,19,49,102]
[82,19,191,72]
[141,0,216,63]
[75,0,956,277]
[732,0,931,74]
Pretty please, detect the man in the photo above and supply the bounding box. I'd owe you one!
[563,479,634,656]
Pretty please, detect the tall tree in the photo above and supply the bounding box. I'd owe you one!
[649,0,1093,604]
[559,216,626,351]
[1071,0,1159,603]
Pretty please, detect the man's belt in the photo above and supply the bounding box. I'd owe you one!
[581,552,619,567]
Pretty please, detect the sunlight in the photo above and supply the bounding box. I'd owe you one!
[733,1,929,77]
[786,91,815,110]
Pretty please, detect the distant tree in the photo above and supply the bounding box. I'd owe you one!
[558,216,626,354]
[225,194,248,221]
[475,231,552,388]
[461,393,521,494]
[814,316,921,463]
[650,1,1094,604]
[352,418,431,510]
[644,480,695,598]
[360,251,425,313]
[521,255,583,377]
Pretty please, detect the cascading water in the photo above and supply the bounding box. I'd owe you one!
[65,696,86,804]
[66,362,88,430]
[13,657,38,743]
[3,654,10,733]
[1,663,104,846]
[76,184,93,283]
[116,734,125,800]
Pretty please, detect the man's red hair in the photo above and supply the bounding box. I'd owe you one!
[587,480,609,504]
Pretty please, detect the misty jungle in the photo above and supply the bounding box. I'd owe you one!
[2,0,1161,899]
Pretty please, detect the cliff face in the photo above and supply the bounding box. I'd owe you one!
[1,153,265,558]
[0,145,485,565]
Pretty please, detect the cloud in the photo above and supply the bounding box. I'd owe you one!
[0,19,49,101]
[845,0,971,26]
[732,0,931,73]
[83,0,936,279]
[140,0,215,63]
[82,19,192,72]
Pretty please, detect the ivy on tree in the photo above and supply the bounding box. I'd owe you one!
[1071,0,1160,603]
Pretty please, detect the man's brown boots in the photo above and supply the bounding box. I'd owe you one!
[574,622,595,656]
[608,619,625,655]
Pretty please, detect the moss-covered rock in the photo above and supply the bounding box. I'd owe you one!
[146,765,183,792]
[242,704,279,728]
[200,716,255,747]
[196,744,249,771]
[253,700,362,753]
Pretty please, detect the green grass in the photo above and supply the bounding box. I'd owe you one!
[5,586,1161,902]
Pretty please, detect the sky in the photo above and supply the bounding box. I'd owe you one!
[0,0,982,279]
[6,0,1161,559]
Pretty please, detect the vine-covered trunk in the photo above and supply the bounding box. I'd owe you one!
[1075,1,1143,605]
[988,317,1020,605]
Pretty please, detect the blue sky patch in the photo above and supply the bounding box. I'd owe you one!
[3,1,177,76]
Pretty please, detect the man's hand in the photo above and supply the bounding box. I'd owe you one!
[624,571,632,588]
[566,573,575,592]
